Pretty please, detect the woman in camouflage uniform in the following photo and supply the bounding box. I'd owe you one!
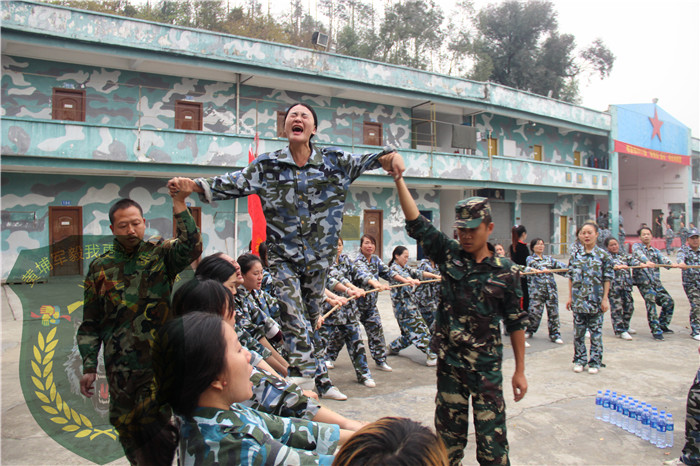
[604,237,641,340]
[321,237,380,388]
[387,246,440,366]
[566,221,613,374]
[525,238,567,344]
[153,312,354,464]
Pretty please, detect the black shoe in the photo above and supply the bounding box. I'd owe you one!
[661,326,674,334]
[653,333,665,341]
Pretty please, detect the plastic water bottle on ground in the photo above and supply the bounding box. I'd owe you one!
[650,408,659,445]
[622,398,631,432]
[641,407,651,441]
[655,411,667,447]
[602,391,611,422]
[666,413,674,448]
[595,390,603,420]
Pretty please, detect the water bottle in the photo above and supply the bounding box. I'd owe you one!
[650,408,659,445]
[666,413,674,448]
[633,401,642,436]
[622,398,630,431]
[656,411,667,447]
[616,396,626,427]
[595,390,603,420]
[641,407,651,441]
[602,391,611,422]
[626,400,636,432]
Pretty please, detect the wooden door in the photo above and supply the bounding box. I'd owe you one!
[534,145,543,161]
[49,206,82,276]
[559,215,568,254]
[574,151,581,166]
[488,138,498,156]
[363,210,383,260]
[175,101,203,131]
[363,122,382,146]
[52,88,86,122]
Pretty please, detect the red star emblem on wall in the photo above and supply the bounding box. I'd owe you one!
[649,108,663,141]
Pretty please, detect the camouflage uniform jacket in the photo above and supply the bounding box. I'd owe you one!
[240,288,281,338]
[677,246,700,286]
[567,246,614,314]
[406,216,526,371]
[178,405,339,465]
[195,145,383,274]
[388,263,423,304]
[325,253,372,325]
[261,269,277,297]
[233,292,272,361]
[351,252,398,309]
[78,209,202,375]
[525,254,567,298]
[631,243,672,284]
[608,251,640,291]
[415,259,440,305]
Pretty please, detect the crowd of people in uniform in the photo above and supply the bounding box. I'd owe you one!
[76,102,700,465]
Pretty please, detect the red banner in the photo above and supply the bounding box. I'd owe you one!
[248,133,266,256]
[614,140,690,166]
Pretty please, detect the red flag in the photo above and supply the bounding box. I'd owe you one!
[248,134,266,256]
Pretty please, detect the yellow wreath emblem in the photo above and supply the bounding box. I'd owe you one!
[30,326,117,440]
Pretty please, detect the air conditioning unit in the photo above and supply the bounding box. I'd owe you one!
[311,31,329,49]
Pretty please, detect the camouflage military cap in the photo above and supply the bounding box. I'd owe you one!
[454,197,491,229]
[689,228,699,237]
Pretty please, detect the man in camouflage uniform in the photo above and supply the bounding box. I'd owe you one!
[393,170,528,465]
[678,228,700,340]
[170,104,402,386]
[77,188,202,464]
[631,226,676,340]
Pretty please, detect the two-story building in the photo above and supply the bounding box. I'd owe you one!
[1,0,696,282]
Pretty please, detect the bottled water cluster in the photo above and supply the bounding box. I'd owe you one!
[595,390,674,448]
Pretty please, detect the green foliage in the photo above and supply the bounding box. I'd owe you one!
[468,0,614,102]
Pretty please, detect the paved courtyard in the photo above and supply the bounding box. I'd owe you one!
[2,267,697,465]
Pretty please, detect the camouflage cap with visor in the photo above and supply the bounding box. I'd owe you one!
[454,196,491,229]
[689,227,699,237]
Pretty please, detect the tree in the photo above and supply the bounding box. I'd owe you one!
[468,1,614,102]
[378,0,444,70]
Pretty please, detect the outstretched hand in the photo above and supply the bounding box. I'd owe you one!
[380,151,405,180]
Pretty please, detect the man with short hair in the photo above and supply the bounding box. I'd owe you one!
[678,228,700,341]
[77,184,202,464]
[391,160,527,465]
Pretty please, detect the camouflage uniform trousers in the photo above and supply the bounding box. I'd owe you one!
[417,300,437,331]
[685,284,700,337]
[244,367,320,420]
[609,287,635,335]
[357,303,389,365]
[526,293,561,340]
[435,361,509,466]
[324,322,372,383]
[109,370,177,465]
[573,312,604,368]
[682,369,700,465]
[388,299,435,357]
[311,327,335,395]
[270,261,325,378]
[636,282,674,335]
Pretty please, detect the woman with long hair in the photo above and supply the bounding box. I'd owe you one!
[510,225,530,318]
[152,312,354,464]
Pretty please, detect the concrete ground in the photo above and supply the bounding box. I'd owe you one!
[2,267,697,465]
